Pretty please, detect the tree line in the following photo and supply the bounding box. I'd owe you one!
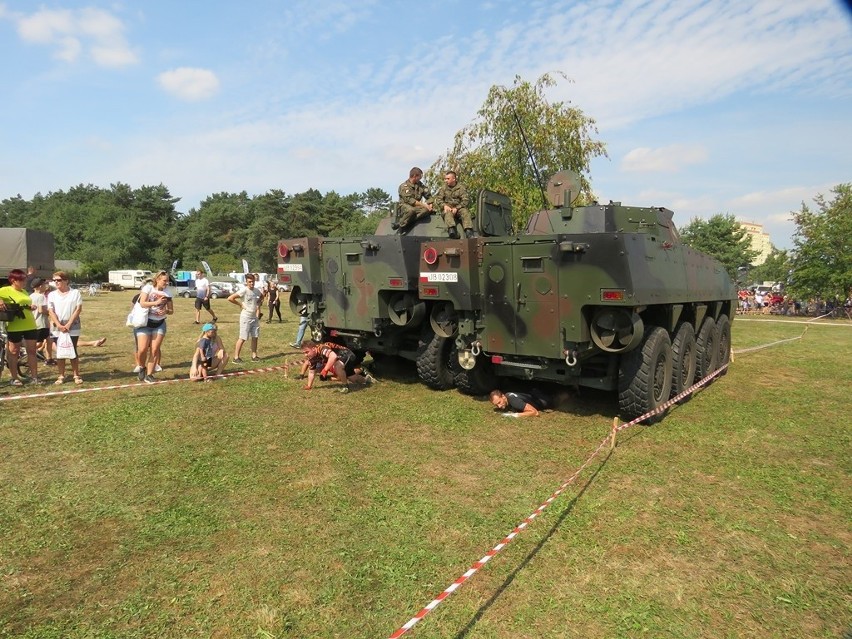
[0,183,393,277]
[679,183,850,300]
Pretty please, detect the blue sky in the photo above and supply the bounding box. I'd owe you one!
[1,1,851,250]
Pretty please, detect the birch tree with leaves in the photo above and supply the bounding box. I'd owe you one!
[429,73,607,229]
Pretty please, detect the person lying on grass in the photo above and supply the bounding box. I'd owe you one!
[489,388,551,417]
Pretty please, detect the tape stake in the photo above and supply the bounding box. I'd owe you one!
[610,417,619,450]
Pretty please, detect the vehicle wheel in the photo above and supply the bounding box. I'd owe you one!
[455,356,496,396]
[416,333,455,390]
[16,348,31,379]
[618,326,673,424]
[694,317,719,381]
[715,314,731,375]
[181,291,191,298]
[211,293,219,299]
[670,322,696,399]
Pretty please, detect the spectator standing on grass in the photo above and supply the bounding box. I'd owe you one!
[29,278,53,364]
[24,266,37,292]
[47,271,84,385]
[134,271,173,384]
[265,280,282,323]
[194,270,218,325]
[290,298,309,348]
[489,388,551,417]
[228,273,263,363]
[0,268,41,386]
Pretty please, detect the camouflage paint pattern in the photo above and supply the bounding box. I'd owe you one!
[276,191,513,358]
[419,199,736,390]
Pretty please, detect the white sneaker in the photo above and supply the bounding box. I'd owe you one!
[133,365,142,373]
[154,365,163,373]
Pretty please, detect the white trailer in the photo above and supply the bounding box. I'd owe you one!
[108,270,153,290]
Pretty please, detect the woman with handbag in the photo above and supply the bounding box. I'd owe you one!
[47,271,84,385]
[134,271,173,384]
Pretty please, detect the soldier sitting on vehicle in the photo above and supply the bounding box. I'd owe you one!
[434,170,474,239]
[393,166,433,232]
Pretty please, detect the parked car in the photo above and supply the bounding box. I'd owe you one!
[210,281,238,294]
[180,284,228,299]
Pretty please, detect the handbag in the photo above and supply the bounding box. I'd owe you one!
[126,301,149,328]
[55,332,76,359]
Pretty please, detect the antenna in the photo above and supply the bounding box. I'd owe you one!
[508,98,548,210]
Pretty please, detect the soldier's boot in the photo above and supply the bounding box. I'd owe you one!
[391,221,400,230]
[447,227,459,239]
[464,228,476,239]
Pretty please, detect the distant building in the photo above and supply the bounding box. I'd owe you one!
[738,221,773,266]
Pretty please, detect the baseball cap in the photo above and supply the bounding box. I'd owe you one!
[202,323,216,332]
[31,277,45,288]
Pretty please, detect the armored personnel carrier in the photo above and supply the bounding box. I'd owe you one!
[276,190,514,387]
[417,171,737,421]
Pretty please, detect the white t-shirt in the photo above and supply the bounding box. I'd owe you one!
[236,285,263,320]
[31,291,49,329]
[47,288,83,336]
[195,276,210,299]
[142,283,172,321]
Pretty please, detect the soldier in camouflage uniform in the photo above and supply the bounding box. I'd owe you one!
[434,170,474,239]
[394,166,433,232]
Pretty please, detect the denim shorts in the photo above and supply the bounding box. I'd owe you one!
[134,319,167,337]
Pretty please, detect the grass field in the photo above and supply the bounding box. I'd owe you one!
[1,292,850,638]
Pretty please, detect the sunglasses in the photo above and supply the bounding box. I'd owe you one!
[52,278,64,282]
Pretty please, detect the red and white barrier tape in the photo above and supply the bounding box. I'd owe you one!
[388,364,728,638]
[0,363,291,403]
[731,323,810,356]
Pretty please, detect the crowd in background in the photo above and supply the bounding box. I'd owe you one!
[737,287,852,318]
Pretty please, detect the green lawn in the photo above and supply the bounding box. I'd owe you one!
[1,293,850,638]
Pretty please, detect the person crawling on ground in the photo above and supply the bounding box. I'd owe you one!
[489,388,551,417]
[300,341,374,393]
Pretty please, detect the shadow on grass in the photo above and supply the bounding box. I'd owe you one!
[453,439,629,639]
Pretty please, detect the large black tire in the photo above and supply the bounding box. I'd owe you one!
[715,314,731,375]
[670,322,696,399]
[618,326,673,423]
[694,317,719,381]
[416,334,455,390]
[455,357,497,396]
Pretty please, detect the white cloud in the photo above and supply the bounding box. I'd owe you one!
[622,145,709,173]
[13,7,137,67]
[156,68,220,101]
[537,0,852,129]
